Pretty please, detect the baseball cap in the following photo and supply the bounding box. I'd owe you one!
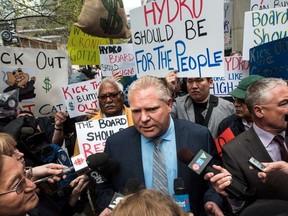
[229,75,264,99]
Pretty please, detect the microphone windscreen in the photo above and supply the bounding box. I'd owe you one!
[20,127,35,135]
[123,179,144,195]
[86,153,109,169]
[98,158,118,176]
[173,178,186,194]
[177,148,195,165]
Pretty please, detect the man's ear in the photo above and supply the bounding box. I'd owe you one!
[254,105,264,118]
[167,98,172,112]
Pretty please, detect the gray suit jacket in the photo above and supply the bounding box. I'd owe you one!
[172,95,235,138]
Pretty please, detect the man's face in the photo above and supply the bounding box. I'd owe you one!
[234,98,251,120]
[0,156,38,215]
[256,85,288,133]
[98,82,124,117]
[129,86,172,138]
[187,78,212,103]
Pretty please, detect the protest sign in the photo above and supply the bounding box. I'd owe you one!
[68,26,117,65]
[250,37,288,79]
[242,7,288,60]
[130,0,225,78]
[0,46,68,117]
[99,43,136,77]
[62,73,102,118]
[250,0,288,11]
[210,56,250,96]
[75,115,128,158]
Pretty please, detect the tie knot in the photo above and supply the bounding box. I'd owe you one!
[153,137,163,146]
[274,135,284,145]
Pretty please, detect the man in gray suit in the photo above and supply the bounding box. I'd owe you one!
[204,78,288,214]
[166,71,235,138]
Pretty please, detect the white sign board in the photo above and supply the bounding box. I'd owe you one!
[250,0,288,11]
[0,47,69,117]
[62,73,102,118]
[75,115,128,159]
[130,0,225,78]
[99,43,136,77]
[210,57,250,96]
[242,7,288,60]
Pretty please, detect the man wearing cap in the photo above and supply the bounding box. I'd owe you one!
[217,75,264,137]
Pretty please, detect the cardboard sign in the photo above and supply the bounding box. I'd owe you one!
[62,73,102,118]
[0,47,69,117]
[210,56,250,96]
[249,37,288,79]
[67,26,118,65]
[99,43,136,77]
[75,115,128,158]
[250,0,288,11]
[130,0,225,78]
[242,7,288,60]
[214,127,235,157]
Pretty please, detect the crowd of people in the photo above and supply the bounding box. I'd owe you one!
[0,65,288,216]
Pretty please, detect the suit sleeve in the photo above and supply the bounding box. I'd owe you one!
[94,139,116,213]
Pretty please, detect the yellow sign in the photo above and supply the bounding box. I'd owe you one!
[68,26,117,65]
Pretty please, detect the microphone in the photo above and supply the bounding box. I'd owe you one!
[108,178,145,210]
[177,148,252,200]
[34,153,109,184]
[172,178,190,212]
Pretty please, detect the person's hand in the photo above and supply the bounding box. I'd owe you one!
[112,71,123,82]
[32,163,67,183]
[85,107,99,119]
[253,161,288,182]
[204,165,232,197]
[165,70,178,92]
[69,175,90,206]
[204,201,224,216]
[99,207,112,216]
[54,111,67,129]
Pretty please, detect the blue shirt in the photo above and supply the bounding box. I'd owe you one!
[141,116,177,195]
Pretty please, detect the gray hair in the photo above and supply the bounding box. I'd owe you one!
[128,75,171,103]
[98,77,123,94]
[246,77,287,114]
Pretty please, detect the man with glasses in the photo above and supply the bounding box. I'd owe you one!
[217,75,264,137]
[73,77,134,156]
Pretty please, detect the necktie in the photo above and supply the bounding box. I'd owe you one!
[274,135,288,162]
[152,137,169,194]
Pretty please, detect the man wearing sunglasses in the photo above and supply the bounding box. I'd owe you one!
[73,77,134,156]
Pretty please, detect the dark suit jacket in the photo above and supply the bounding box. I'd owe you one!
[222,127,278,201]
[95,118,222,215]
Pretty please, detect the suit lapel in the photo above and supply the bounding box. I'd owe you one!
[244,128,273,162]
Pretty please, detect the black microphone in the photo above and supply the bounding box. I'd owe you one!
[108,178,145,210]
[34,153,109,184]
[177,148,252,200]
[172,178,191,212]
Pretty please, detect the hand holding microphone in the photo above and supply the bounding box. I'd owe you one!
[32,163,68,183]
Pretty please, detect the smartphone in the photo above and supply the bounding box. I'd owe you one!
[248,157,266,172]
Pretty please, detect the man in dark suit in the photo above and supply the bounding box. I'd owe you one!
[95,75,223,216]
[204,77,288,214]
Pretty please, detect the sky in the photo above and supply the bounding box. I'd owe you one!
[123,0,142,14]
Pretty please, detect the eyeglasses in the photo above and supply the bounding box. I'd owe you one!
[0,167,33,196]
[98,91,121,101]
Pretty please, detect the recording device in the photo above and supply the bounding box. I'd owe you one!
[248,157,266,172]
[108,179,144,210]
[172,178,191,212]
[177,148,252,200]
[34,153,109,184]
[0,89,19,118]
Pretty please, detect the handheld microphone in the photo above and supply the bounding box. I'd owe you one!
[108,178,145,210]
[34,153,109,184]
[172,178,190,212]
[177,148,252,200]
